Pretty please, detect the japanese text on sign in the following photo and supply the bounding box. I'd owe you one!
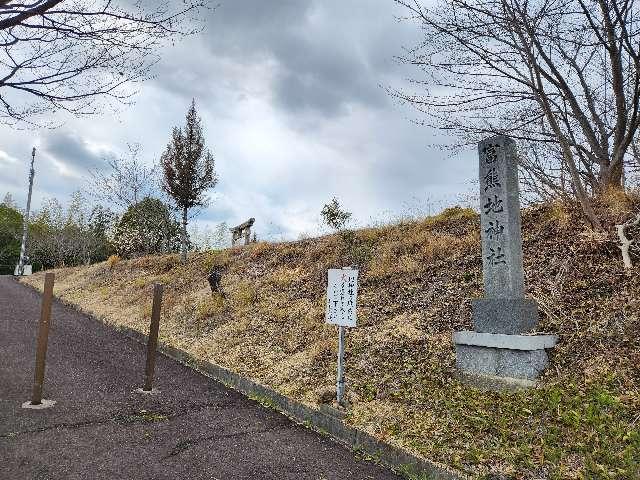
[325,268,358,327]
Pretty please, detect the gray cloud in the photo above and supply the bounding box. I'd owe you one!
[42,131,110,173]
[157,1,398,119]
[0,0,474,239]
[0,147,78,209]
[268,32,386,116]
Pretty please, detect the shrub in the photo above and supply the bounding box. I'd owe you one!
[112,197,181,258]
[106,254,121,269]
[196,293,225,320]
[0,204,22,271]
[232,281,258,307]
[321,197,351,230]
[203,249,231,272]
[132,277,147,289]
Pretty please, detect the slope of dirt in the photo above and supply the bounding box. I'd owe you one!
[23,195,640,479]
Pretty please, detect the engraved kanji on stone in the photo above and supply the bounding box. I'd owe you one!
[485,219,504,240]
[483,144,499,164]
[487,246,506,266]
[483,195,504,214]
[484,167,501,191]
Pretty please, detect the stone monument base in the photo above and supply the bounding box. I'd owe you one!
[456,372,537,391]
[472,298,539,334]
[453,331,558,387]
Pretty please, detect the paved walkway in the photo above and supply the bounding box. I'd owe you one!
[0,276,400,480]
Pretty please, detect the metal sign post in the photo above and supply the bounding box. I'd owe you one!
[336,325,346,405]
[326,267,358,407]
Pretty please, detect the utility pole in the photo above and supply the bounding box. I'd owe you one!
[17,147,36,276]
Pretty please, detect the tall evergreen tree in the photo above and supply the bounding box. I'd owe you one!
[161,100,218,263]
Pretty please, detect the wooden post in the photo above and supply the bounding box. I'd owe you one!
[143,283,163,391]
[31,272,54,405]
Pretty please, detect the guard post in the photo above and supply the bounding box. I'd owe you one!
[143,283,163,392]
[23,272,56,409]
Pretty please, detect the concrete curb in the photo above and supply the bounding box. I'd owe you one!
[18,279,467,480]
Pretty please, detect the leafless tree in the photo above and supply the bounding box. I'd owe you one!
[394,0,640,227]
[87,143,158,210]
[28,192,112,267]
[0,1,208,125]
[629,138,640,182]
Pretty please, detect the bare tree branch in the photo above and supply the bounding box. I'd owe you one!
[394,0,640,225]
[617,210,640,268]
[86,143,159,210]
[0,1,210,125]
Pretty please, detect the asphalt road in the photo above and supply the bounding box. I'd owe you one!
[0,276,400,480]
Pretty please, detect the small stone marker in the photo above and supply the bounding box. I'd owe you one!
[453,136,558,387]
[326,268,358,406]
[207,267,224,295]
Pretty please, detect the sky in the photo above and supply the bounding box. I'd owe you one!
[0,0,477,242]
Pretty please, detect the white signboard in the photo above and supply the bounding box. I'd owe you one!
[325,268,358,327]
[14,265,32,276]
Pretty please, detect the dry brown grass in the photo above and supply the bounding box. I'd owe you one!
[22,201,640,479]
[106,254,120,269]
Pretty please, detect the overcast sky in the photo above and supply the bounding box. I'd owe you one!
[0,0,476,241]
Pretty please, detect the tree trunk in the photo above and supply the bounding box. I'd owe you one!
[563,147,602,230]
[181,206,188,264]
[599,153,625,191]
[534,89,603,229]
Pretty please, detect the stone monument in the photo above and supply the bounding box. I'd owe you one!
[207,267,224,295]
[230,218,255,246]
[453,136,558,388]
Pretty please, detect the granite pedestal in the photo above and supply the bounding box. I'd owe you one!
[453,331,558,382]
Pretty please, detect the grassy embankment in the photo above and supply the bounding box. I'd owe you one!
[23,193,640,479]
